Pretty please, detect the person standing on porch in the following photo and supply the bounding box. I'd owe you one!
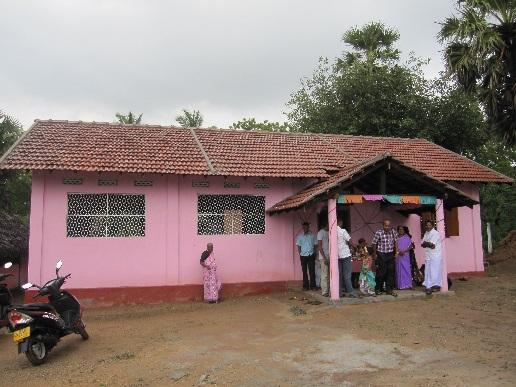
[337,218,358,298]
[200,243,222,304]
[421,220,443,295]
[396,226,413,290]
[372,220,398,297]
[296,222,317,290]
[317,222,330,297]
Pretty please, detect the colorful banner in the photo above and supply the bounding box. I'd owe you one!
[337,194,436,205]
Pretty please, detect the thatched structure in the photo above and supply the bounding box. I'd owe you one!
[0,210,28,262]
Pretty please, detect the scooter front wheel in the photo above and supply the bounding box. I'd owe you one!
[25,337,48,366]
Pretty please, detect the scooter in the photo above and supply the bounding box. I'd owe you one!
[7,260,89,365]
[0,261,13,329]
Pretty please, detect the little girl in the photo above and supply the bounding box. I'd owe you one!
[356,238,376,296]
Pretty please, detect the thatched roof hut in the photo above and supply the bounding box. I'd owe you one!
[0,211,28,262]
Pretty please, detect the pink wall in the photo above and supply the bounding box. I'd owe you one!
[405,183,483,273]
[28,171,303,289]
[27,172,484,291]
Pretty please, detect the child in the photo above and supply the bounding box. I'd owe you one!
[356,238,376,296]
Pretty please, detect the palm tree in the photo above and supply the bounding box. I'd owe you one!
[439,0,516,146]
[341,22,400,66]
[115,112,143,124]
[175,109,204,128]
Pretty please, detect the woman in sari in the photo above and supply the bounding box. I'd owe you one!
[403,226,423,286]
[396,226,413,290]
[356,238,376,296]
[200,243,222,303]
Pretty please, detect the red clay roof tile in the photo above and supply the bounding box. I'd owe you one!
[0,120,511,184]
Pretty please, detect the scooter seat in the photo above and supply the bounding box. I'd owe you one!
[11,303,55,312]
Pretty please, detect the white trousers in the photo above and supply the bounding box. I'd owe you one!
[320,258,329,295]
[423,258,443,288]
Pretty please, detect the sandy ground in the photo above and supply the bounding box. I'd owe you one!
[1,258,516,387]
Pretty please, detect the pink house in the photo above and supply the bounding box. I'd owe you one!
[0,120,511,305]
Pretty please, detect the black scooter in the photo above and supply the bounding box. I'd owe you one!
[7,260,89,365]
[0,261,13,329]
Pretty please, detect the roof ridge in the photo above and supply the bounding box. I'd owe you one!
[190,128,216,174]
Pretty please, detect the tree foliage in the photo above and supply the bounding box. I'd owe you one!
[115,112,143,124]
[438,0,516,146]
[175,109,203,128]
[474,141,516,247]
[0,111,30,222]
[286,23,487,154]
[230,117,290,132]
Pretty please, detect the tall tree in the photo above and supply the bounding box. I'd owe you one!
[286,25,486,154]
[341,21,400,66]
[0,111,30,220]
[439,0,516,146]
[175,109,203,128]
[115,112,143,124]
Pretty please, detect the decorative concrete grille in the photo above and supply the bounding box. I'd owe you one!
[192,181,210,188]
[134,180,153,187]
[98,179,118,186]
[67,193,145,237]
[223,182,240,189]
[198,195,265,235]
[63,178,83,185]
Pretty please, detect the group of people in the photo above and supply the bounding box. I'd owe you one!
[296,219,443,298]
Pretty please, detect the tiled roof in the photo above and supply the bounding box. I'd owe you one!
[267,154,479,214]
[0,120,512,183]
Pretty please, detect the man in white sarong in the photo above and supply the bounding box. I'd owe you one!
[421,220,442,295]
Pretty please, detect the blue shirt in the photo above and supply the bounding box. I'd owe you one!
[296,232,316,256]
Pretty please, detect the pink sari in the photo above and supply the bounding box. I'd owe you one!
[201,253,222,302]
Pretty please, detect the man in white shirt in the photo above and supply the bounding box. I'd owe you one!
[337,218,357,298]
[421,220,443,295]
[317,222,330,297]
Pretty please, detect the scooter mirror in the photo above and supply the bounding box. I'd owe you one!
[22,283,33,290]
[3,262,12,269]
[56,260,63,270]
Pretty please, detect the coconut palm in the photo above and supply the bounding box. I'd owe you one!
[175,109,204,128]
[341,22,401,66]
[115,112,143,124]
[439,0,516,146]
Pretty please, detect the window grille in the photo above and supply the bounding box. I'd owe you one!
[198,195,265,235]
[67,193,145,237]
[254,182,270,189]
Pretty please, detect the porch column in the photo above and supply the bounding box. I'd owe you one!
[435,199,449,292]
[328,197,340,300]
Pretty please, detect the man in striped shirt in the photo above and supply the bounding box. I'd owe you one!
[372,219,398,297]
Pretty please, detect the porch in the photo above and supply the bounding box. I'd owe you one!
[268,154,477,301]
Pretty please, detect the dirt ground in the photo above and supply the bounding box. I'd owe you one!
[1,256,516,386]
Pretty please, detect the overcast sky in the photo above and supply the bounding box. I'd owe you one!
[0,0,457,129]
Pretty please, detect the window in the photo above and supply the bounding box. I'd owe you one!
[198,195,265,235]
[67,193,145,237]
[444,207,460,237]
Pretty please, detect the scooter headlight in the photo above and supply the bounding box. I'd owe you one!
[8,311,33,327]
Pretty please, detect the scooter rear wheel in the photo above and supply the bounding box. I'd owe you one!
[25,337,48,366]
[77,321,89,340]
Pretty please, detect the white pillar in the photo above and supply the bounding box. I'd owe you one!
[435,199,448,292]
[328,197,339,300]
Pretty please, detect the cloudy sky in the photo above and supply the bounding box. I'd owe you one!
[1,0,457,129]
